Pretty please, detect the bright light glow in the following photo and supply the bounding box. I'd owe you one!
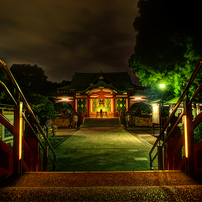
[19,102,23,160]
[62,98,69,101]
[90,95,99,98]
[153,105,158,113]
[160,84,165,88]
[184,115,188,158]
[135,97,142,100]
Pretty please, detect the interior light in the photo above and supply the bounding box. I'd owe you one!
[62,98,69,101]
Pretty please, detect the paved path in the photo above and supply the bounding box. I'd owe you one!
[83,117,120,127]
[52,121,158,171]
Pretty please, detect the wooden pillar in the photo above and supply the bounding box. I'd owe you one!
[90,99,93,116]
[13,102,23,176]
[158,146,163,170]
[114,99,116,116]
[74,98,77,112]
[125,98,128,111]
[87,98,90,117]
[128,97,130,112]
[184,100,194,174]
[110,98,113,113]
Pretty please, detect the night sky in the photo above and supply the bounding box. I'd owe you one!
[0,0,139,84]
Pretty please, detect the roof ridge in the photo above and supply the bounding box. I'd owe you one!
[74,72,129,75]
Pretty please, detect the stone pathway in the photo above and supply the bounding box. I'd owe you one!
[52,126,158,171]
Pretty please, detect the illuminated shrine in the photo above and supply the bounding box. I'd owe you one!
[53,72,147,118]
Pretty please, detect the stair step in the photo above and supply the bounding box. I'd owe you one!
[83,118,120,127]
[1,185,202,201]
[1,171,200,187]
[1,171,202,201]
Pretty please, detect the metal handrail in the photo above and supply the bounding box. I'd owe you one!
[0,59,56,170]
[0,81,18,107]
[149,60,202,169]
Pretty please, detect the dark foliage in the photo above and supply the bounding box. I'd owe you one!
[129,0,202,99]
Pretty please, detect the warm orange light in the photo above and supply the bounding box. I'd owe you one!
[19,117,22,160]
[62,98,69,101]
[19,102,23,160]
[184,115,188,158]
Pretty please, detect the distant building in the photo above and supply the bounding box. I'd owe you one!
[50,72,150,118]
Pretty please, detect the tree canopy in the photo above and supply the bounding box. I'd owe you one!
[129,0,202,98]
[9,64,71,97]
[130,102,151,115]
[27,94,56,126]
[10,64,50,96]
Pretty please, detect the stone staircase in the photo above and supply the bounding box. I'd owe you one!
[0,171,202,201]
[83,118,120,127]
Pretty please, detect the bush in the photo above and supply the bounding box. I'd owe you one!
[27,94,56,126]
[130,102,152,115]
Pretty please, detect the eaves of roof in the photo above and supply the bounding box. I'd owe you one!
[57,72,142,92]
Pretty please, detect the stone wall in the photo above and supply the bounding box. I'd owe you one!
[51,117,76,128]
[131,116,152,127]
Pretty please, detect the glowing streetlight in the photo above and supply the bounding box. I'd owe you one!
[159,83,165,89]
[159,83,166,106]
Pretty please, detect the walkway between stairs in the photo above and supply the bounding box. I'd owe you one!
[51,118,158,171]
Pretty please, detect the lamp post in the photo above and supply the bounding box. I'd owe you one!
[159,83,165,106]
[158,83,166,170]
[159,83,166,139]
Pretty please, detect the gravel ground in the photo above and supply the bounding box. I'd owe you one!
[1,171,202,201]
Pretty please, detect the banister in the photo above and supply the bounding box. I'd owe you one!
[149,60,202,169]
[0,80,18,107]
[188,83,202,106]
[0,59,56,170]
[22,113,46,151]
[161,112,184,148]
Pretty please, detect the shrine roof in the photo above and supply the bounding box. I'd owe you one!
[57,72,143,92]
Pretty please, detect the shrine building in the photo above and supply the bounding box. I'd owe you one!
[53,72,148,118]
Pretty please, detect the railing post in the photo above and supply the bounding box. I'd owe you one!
[13,102,23,176]
[184,100,194,174]
[53,155,56,171]
[149,154,153,170]
[158,146,163,170]
[43,146,49,171]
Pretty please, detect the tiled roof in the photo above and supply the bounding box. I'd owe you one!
[57,72,143,92]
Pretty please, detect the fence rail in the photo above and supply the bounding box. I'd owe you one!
[0,59,56,174]
[149,60,202,173]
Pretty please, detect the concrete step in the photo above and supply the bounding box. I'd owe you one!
[83,118,120,127]
[1,171,202,201]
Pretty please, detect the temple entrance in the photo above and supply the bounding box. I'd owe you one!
[83,117,120,127]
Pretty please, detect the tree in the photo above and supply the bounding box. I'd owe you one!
[27,94,56,126]
[0,62,9,102]
[10,64,50,96]
[54,102,74,116]
[130,102,151,115]
[129,0,202,98]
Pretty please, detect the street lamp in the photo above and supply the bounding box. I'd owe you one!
[160,84,165,89]
[159,83,166,141]
[159,83,165,106]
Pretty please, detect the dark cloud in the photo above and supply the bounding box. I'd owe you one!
[0,0,139,84]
